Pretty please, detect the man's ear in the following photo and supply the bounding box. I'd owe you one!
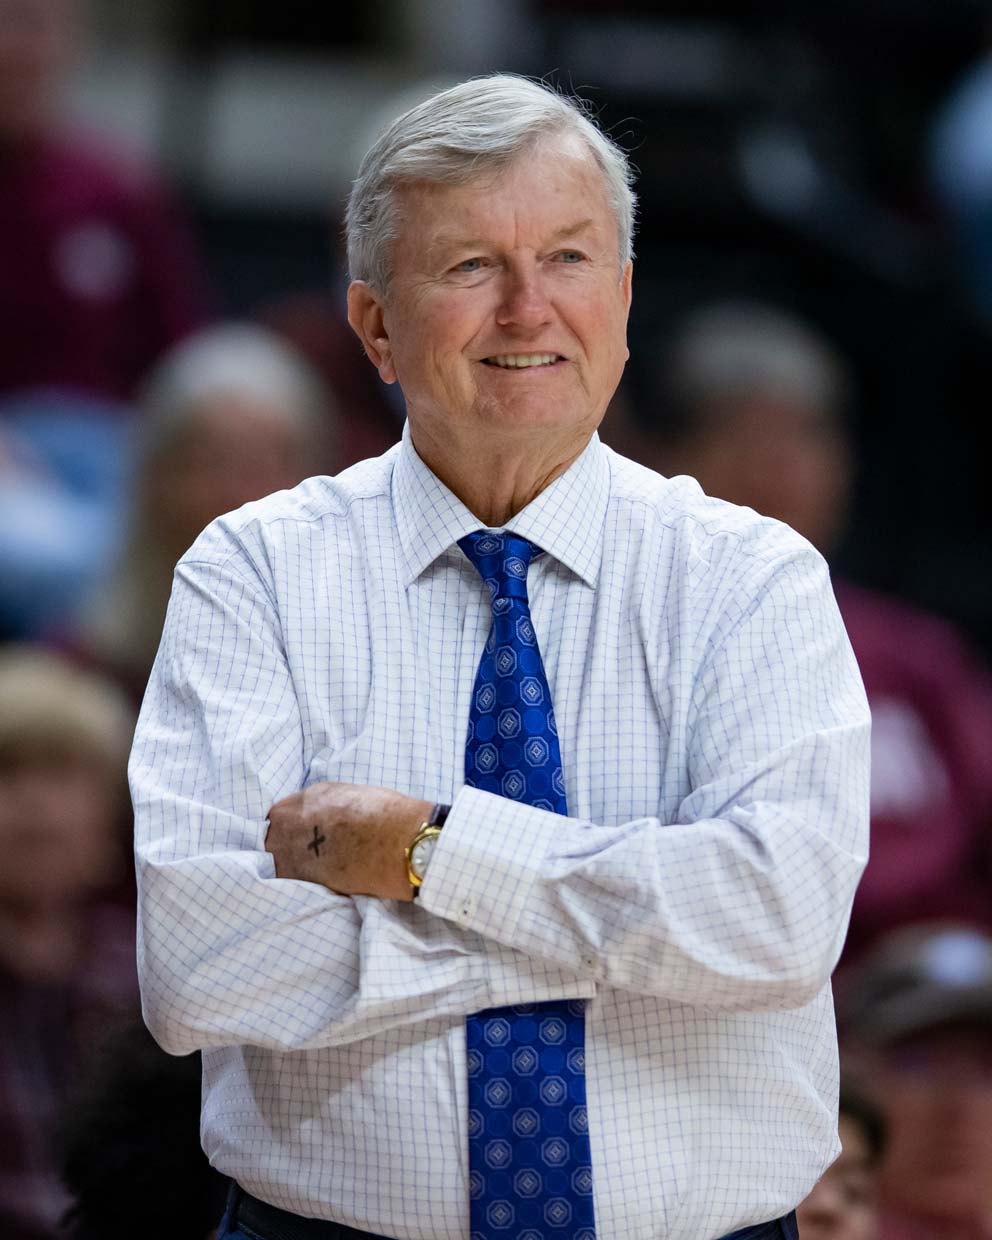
[346,281,397,384]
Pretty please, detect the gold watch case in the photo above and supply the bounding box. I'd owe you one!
[405,823,443,888]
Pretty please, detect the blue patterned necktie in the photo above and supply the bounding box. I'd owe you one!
[459,530,596,1240]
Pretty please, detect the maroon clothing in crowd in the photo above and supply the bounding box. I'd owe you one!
[0,903,138,1240]
[837,582,992,966]
[880,1208,992,1239]
[0,132,210,403]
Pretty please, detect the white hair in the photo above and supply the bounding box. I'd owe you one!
[668,302,851,425]
[345,73,637,293]
[77,324,332,676]
[139,323,328,458]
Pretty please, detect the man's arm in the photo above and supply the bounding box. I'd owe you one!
[131,538,592,1058]
[277,543,869,1013]
[424,543,869,1010]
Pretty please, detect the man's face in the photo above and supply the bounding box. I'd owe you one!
[877,1025,992,1223]
[795,1114,878,1240]
[662,395,851,553]
[146,392,317,560]
[0,761,118,913]
[351,134,632,458]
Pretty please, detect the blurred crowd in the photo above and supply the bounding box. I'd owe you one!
[1,1,991,1238]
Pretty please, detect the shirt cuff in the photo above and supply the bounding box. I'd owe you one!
[418,785,561,949]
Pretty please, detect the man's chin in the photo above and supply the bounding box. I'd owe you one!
[471,391,596,435]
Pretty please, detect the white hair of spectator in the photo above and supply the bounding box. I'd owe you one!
[669,302,851,423]
[0,645,133,770]
[346,74,637,293]
[139,323,329,460]
[77,324,332,681]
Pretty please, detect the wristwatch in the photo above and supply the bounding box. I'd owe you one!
[405,802,450,895]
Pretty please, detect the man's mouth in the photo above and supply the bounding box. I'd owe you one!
[481,353,564,369]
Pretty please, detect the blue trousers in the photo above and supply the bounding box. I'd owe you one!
[218,1183,799,1240]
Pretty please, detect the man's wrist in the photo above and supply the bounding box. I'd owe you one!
[406,802,451,894]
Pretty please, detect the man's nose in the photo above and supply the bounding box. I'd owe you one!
[495,262,552,330]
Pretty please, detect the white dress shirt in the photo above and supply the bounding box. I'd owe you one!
[130,426,870,1240]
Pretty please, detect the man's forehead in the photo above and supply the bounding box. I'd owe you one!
[425,216,600,253]
[394,142,613,250]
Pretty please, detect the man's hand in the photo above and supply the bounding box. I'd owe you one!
[265,782,434,902]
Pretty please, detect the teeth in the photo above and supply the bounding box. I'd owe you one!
[488,353,559,368]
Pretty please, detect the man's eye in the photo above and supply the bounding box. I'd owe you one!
[453,257,485,273]
[554,250,585,263]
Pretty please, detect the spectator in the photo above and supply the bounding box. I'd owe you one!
[838,923,992,1240]
[0,646,137,1240]
[0,0,211,404]
[796,1082,885,1240]
[0,0,212,640]
[75,323,337,703]
[623,300,992,966]
[259,290,403,469]
[61,1018,227,1240]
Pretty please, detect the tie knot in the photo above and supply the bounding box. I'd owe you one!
[458,531,539,604]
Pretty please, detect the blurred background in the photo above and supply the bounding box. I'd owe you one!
[4,0,991,646]
[3,0,992,638]
[1,1,991,1238]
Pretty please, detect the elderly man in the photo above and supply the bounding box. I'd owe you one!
[130,76,870,1240]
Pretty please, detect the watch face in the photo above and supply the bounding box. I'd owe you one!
[411,833,438,881]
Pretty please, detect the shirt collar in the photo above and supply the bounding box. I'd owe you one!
[392,421,610,589]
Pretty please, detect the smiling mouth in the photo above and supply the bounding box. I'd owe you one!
[481,353,565,369]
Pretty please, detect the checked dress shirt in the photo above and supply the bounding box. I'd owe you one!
[131,424,870,1239]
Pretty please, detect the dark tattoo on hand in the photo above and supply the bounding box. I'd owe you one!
[308,826,326,857]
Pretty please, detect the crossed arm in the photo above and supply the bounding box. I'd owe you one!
[132,538,869,1056]
[265,780,432,902]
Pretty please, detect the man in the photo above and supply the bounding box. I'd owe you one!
[0,647,137,1238]
[0,0,212,639]
[0,0,210,403]
[795,1084,884,1240]
[838,924,992,1240]
[130,76,870,1240]
[76,322,335,703]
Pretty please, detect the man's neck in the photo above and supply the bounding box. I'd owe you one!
[409,424,593,527]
